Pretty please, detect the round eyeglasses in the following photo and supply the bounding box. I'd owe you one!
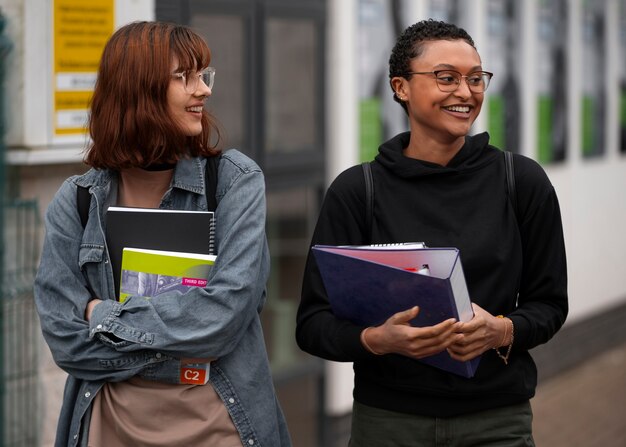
[171,67,216,93]
[403,70,493,93]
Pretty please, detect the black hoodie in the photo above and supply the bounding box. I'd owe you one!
[297,131,568,417]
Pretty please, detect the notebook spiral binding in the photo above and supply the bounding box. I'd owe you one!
[208,215,216,255]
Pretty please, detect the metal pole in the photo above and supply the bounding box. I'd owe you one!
[0,7,13,445]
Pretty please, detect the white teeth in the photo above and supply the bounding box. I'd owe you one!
[187,106,203,112]
[445,105,470,113]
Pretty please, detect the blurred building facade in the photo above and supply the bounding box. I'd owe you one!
[0,0,625,446]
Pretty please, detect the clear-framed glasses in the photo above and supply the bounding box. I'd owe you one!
[172,67,216,93]
[403,70,493,93]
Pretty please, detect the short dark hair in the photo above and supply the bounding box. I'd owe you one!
[388,20,476,113]
[86,21,221,170]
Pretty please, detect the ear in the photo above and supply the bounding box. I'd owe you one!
[390,77,407,101]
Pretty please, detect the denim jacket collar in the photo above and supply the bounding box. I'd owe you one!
[74,157,206,196]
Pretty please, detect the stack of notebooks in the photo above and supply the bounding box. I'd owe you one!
[106,206,216,384]
[312,243,481,378]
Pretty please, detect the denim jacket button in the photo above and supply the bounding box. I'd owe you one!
[96,324,103,329]
[155,353,162,359]
[84,392,91,398]
[228,397,235,404]
[247,440,254,445]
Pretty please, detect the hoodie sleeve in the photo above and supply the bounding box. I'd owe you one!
[296,166,379,361]
[508,155,568,351]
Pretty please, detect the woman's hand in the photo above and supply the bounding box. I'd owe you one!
[446,303,510,362]
[362,306,463,359]
[85,298,103,322]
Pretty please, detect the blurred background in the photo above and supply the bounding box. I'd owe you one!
[0,0,624,446]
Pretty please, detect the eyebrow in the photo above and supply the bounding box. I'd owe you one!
[433,63,483,72]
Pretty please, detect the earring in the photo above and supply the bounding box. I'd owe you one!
[396,92,405,101]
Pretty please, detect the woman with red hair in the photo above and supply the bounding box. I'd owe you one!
[35,21,291,447]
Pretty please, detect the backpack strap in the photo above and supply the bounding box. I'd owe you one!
[503,151,519,220]
[77,185,91,229]
[76,185,96,296]
[204,155,219,212]
[362,162,374,242]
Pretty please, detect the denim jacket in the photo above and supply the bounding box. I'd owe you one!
[34,150,291,447]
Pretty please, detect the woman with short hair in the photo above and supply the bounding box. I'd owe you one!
[297,19,567,446]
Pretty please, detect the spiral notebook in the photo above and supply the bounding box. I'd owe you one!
[105,206,215,298]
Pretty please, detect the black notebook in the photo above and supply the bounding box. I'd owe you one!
[105,206,215,298]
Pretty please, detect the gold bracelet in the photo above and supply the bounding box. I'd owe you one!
[361,327,383,355]
[498,315,509,347]
[494,317,514,365]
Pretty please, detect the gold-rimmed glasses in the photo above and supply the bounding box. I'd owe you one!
[403,70,493,93]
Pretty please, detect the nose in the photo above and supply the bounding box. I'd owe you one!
[454,77,472,98]
[196,79,211,97]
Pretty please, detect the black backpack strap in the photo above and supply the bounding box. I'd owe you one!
[77,186,91,229]
[362,162,374,241]
[504,151,519,220]
[204,155,219,212]
[76,185,97,296]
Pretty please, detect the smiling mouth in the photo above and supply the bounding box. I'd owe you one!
[443,105,471,113]
[186,106,203,113]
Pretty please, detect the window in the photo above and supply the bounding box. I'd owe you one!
[265,18,318,154]
[191,14,247,151]
[536,0,568,163]
[581,0,607,158]
[486,0,522,152]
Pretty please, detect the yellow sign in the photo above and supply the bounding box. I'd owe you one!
[53,0,114,136]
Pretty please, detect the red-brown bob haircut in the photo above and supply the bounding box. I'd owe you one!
[85,21,221,169]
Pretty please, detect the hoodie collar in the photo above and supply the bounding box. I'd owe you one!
[375,131,492,178]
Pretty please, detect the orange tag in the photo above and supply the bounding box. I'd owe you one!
[180,364,209,385]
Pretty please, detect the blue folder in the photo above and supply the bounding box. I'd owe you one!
[312,244,481,378]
